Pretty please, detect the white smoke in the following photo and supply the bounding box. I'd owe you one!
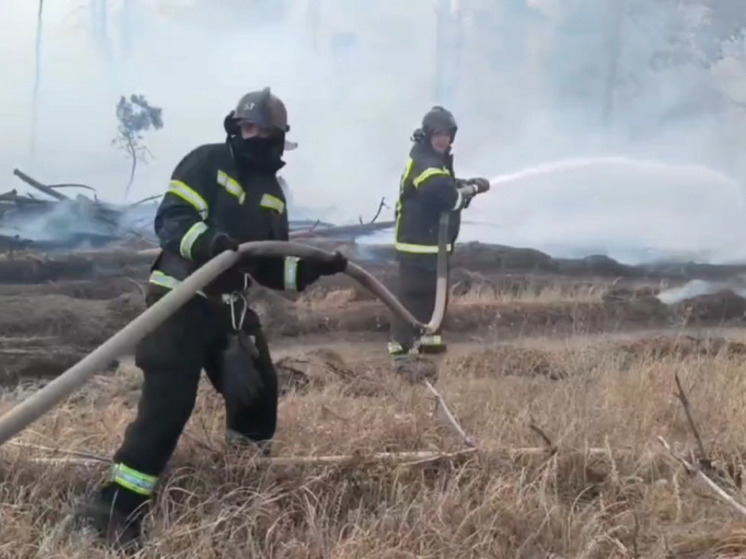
[656,278,746,305]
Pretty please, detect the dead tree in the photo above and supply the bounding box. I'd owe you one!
[113,95,164,197]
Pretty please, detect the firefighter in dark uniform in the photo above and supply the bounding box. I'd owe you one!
[77,87,347,549]
[388,106,489,357]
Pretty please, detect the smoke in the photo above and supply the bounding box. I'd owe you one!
[0,196,121,247]
[2,1,746,263]
[656,277,746,305]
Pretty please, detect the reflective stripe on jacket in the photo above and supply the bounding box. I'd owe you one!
[150,142,301,295]
[394,140,463,262]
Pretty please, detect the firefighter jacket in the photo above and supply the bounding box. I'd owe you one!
[394,140,465,268]
[148,142,302,296]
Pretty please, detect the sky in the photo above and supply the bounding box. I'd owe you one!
[3,0,746,264]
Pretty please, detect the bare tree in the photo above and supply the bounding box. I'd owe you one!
[112,94,164,197]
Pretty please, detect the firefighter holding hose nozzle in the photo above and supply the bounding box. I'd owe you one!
[388,106,490,360]
[76,88,347,550]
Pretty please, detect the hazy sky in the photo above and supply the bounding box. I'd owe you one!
[3,0,746,263]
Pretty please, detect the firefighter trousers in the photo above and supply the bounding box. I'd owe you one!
[389,261,450,355]
[110,290,278,490]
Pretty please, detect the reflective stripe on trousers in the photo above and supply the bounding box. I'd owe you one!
[394,242,452,254]
[110,462,158,496]
[388,341,405,355]
[418,334,444,346]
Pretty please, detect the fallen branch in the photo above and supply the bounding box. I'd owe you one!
[13,168,69,201]
[359,197,388,225]
[18,450,478,469]
[423,380,478,448]
[10,446,630,470]
[658,436,746,518]
[528,417,557,455]
[673,371,710,468]
[121,277,146,298]
[260,449,479,467]
[23,456,104,467]
[6,440,109,462]
[0,349,38,356]
[127,194,162,209]
[46,183,97,193]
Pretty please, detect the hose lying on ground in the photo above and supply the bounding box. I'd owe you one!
[0,185,482,446]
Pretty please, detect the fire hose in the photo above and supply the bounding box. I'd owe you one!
[0,183,487,446]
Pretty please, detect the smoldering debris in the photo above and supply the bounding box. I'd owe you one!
[4,168,159,251]
[2,169,392,255]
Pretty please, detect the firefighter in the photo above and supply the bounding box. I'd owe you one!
[76,87,347,550]
[388,106,489,358]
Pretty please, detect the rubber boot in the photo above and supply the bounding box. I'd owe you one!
[414,336,447,355]
[74,483,148,553]
[387,341,407,358]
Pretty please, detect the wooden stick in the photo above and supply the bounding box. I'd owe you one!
[528,417,558,455]
[658,436,746,518]
[424,380,478,448]
[673,371,709,465]
[7,445,629,470]
[258,449,478,467]
[6,440,109,462]
[21,456,104,467]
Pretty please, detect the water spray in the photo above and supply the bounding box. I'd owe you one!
[487,156,744,207]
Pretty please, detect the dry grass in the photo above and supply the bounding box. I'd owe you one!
[453,282,605,305]
[299,284,604,313]
[2,282,746,558]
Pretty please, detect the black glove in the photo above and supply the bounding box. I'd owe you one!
[200,235,248,295]
[460,178,490,209]
[297,251,348,290]
[457,181,477,209]
[315,251,348,276]
[192,232,239,265]
[209,234,240,257]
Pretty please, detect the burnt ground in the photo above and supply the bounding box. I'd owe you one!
[0,242,745,385]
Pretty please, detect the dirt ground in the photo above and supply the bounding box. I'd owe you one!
[2,245,746,557]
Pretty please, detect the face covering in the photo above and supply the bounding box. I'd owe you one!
[229,135,286,173]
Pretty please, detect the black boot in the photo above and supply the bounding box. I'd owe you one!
[75,483,148,552]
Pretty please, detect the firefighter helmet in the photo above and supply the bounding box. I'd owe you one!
[421,106,457,137]
[233,87,290,133]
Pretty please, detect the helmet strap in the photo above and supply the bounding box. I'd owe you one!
[223,111,240,139]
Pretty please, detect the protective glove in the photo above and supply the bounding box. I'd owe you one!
[192,232,239,264]
[459,177,491,209]
[199,234,249,295]
[209,234,240,257]
[315,251,348,275]
[297,251,348,290]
